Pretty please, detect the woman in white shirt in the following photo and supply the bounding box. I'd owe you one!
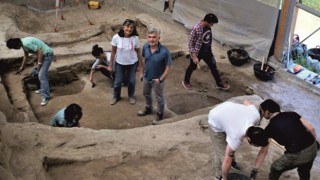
[108,19,142,105]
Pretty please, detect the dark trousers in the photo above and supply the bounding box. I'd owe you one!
[184,53,222,86]
[269,141,317,180]
[99,68,115,80]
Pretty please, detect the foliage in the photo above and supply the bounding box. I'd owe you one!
[293,55,320,74]
[303,0,320,12]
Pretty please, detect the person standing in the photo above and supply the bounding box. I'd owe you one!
[182,13,229,90]
[248,99,318,180]
[208,100,267,180]
[108,19,142,105]
[6,37,54,106]
[137,27,172,125]
[89,44,115,88]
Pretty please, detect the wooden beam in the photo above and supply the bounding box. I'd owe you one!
[274,0,297,61]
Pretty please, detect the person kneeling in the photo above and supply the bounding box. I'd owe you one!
[50,103,83,128]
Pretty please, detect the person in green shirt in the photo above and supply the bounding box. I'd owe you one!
[6,37,54,106]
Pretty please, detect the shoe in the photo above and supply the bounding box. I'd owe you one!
[152,113,163,125]
[182,81,192,90]
[35,90,41,94]
[215,176,222,180]
[231,160,241,170]
[110,98,120,105]
[137,107,153,116]
[216,83,230,90]
[41,98,49,106]
[129,97,136,105]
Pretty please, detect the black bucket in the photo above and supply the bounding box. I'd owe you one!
[308,46,320,61]
[253,62,275,81]
[227,48,249,66]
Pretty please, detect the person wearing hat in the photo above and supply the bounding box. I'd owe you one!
[182,13,229,91]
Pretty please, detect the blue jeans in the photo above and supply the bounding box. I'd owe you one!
[142,80,165,114]
[39,54,53,100]
[113,61,138,99]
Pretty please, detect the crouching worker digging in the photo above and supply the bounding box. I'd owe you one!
[137,27,172,125]
[50,103,83,128]
[208,100,268,180]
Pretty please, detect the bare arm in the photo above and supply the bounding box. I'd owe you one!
[221,145,234,180]
[19,50,29,72]
[89,69,95,82]
[108,46,117,72]
[135,48,143,72]
[154,65,171,84]
[36,49,43,70]
[253,142,269,169]
[300,117,317,140]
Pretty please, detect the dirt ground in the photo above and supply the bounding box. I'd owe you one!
[0,1,320,180]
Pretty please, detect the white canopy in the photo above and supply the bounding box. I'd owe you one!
[172,0,281,61]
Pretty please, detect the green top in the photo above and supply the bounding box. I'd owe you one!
[21,37,53,55]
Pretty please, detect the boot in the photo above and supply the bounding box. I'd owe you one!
[152,113,163,125]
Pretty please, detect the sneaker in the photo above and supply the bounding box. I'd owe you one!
[216,83,230,91]
[231,160,241,170]
[110,98,120,105]
[152,113,163,125]
[129,97,136,105]
[215,176,222,180]
[137,107,153,116]
[35,90,41,94]
[41,98,49,106]
[182,81,192,90]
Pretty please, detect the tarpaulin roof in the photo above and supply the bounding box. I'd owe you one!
[172,0,281,61]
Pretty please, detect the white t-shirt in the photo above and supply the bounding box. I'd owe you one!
[111,34,140,65]
[208,101,260,151]
[91,52,112,69]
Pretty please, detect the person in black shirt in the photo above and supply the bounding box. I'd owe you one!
[247,99,318,180]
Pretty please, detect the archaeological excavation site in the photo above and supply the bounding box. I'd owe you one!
[0,0,319,179]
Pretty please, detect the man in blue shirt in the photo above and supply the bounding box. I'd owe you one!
[137,27,172,125]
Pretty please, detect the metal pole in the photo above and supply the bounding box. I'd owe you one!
[296,2,320,18]
[299,27,320,44]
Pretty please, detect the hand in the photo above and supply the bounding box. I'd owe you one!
[243,100,252,106]
[17,66,24,74]
[192,56,199,65]
[96,65,103,69]
[250,168,259,179]
[36,63,41,70]
[153,78,161,84]
[107,66,113,72]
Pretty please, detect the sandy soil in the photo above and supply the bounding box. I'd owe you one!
[0,2,319,180]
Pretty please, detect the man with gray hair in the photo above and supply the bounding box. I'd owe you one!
[137,27,172,125]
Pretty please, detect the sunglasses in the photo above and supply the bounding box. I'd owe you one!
[123,19,135,25]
